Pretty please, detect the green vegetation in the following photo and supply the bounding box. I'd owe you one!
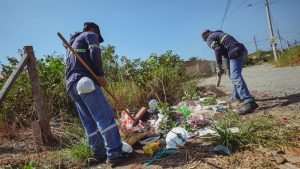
[211,112,292,151]
[273,45,300,67]
[182,81,200,101]
[0,45,191,126]
[244,50,272,66]
[203,97,217,106]
[245,46,300,67]
[23,160,36,169]
[157,102,177,134]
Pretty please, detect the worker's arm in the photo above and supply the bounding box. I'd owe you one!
[86,32,105,77]
[207,38,223,76]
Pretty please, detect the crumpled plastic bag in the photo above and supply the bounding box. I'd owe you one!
[122,141,133,153]
[166,127,189,149]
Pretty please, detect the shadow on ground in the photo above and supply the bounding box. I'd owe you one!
[256,93,300,111]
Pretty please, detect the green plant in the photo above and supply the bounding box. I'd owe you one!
[203,97,217,106]
[69,140,93,160]
[211,112,284,151]
[182,82,200,101]
[273,45,300,67]
[158,102,177,134]
[23,160,36,169]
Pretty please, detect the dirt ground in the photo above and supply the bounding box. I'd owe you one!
[0,90,299,169]
[1,64,300,168]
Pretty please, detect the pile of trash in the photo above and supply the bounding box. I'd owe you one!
[119,95,235,165]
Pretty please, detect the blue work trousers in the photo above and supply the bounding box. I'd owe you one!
[68,80,122,159]
[229,49,253,103]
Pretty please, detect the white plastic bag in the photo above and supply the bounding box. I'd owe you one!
[154,113,165,133]
[76,77,95,95]
[122,141,133,153]
[148,99,159,113]
[166,127,189,149]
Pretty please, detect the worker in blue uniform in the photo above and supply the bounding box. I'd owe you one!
[202,29,259,115]
[66,22,132,165]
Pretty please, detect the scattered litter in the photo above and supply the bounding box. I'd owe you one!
[145,149,178,165]
[122,141,133,153]
[178,105,191,118]
[188,113,210,130]
[140,136,160,145]
[227,127,239,133]
[148,99,159,113]
[190,104,202,114]
[212,105,228,113]
[187,132,197,138]
[166,127,189,149]
[197,127,216,136]
[212,145,232,156]
[154,113,165,133]
[143,141,160,156]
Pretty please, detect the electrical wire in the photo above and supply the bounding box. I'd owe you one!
[246,0,265,7]
[220,0,232,29]
[227,0,248,18]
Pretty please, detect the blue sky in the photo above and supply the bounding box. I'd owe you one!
[0,0,299,65]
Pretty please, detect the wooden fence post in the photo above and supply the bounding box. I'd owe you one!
[25,46,57,146]
[0,52,30,104]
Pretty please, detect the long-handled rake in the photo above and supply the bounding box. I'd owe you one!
[57,32,146,126]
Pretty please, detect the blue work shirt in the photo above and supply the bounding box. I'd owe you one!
[206,30,246,65]
[66,32,104,91]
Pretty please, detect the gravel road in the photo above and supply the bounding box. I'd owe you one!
[199,63,300,97]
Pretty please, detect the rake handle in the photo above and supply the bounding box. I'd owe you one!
[57,32,135,121]
[216,74,221,87]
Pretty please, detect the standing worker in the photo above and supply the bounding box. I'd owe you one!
[201,29,259,115]
[66,22,132,165]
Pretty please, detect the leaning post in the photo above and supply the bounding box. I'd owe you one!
[25,46,56,146]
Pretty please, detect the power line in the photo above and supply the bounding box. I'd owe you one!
[220,0,233,29]
[246,0,265,7]
[227,0,248,18]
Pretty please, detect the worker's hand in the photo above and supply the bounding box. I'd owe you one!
[97,76,106,86]
[216,64,223,77]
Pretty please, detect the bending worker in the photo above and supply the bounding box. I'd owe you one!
[66,22,132,165]
[202,29,259,115]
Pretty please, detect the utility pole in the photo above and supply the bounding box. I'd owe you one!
[286,40,290,49]
[265,0,278,61]
[254,36,258,52]
[276,21,283,52]
[277,30,283,52]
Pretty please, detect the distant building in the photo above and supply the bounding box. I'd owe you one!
[184,60,216,77]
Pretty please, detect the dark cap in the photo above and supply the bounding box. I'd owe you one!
[83,22,104,43]
[201,29,211,41]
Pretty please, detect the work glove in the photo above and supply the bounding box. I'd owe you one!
[97,76,106,87]
[216,64,223,77]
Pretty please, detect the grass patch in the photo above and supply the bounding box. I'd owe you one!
[245,50,272,66]
[203,97,217,106]
[273,45,300,67]
[21,120,93,169]
[211,112,291,151]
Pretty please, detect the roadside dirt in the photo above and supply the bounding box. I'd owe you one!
[1,64,299,169]
[1,90,299,169]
